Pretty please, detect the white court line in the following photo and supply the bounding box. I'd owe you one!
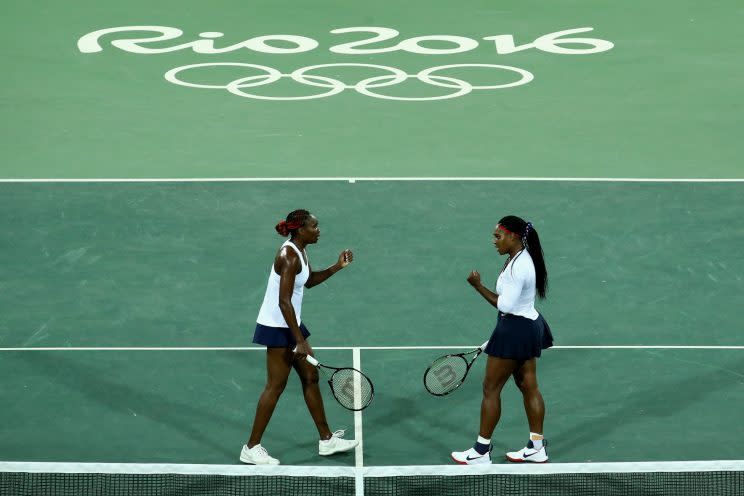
[0,345,742,351]
[352,347,364,469]
[1,177,744,183]
[352,347,365,496]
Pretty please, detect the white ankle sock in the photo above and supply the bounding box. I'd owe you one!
[530,432,544,449]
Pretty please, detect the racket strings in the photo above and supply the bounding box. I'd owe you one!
[330,368,374,411]
[424,355,469,395]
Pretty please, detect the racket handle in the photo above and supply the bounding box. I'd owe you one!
[291,346,320,366]
[479,340,489,350]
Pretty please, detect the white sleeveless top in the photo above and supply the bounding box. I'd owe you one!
[256,240,310,328]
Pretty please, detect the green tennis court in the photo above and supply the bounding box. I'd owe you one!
[1,181,743,467]
[1,0,742,494]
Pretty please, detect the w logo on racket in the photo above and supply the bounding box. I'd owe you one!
[433,364,458,388]
[423,341,489,396]
[299,354,374,411]
[340,376,355,403]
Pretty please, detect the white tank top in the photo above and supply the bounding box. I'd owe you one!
[256,240,310,328]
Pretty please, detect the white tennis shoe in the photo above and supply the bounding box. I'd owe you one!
[450,447,492,465]
[506,440,548,463]
[319,430,358,456]
[240,444,280,465]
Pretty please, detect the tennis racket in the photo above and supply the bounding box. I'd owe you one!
[303,354,375,411]
[423,340,489,396]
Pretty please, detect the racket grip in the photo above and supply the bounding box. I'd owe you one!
[291,346,319,366]
[479,340,489,350]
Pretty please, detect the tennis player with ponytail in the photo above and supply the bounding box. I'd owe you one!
[240,209,358,465]
[451,216,553,465]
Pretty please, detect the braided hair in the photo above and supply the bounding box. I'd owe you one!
[498,215,548,299]
[275,209,311,237]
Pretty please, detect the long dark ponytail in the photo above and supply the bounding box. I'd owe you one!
[498,215,548,299]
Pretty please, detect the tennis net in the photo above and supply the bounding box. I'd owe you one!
[1,460,742,495]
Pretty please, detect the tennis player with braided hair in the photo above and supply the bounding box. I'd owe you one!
[240,209,358,465]
[451,215,553,465]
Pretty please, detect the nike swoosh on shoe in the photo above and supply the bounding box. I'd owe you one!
[466,454,485,461]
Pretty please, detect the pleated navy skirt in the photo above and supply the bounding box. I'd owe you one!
[253,322,311,348]
[484,312,553,360]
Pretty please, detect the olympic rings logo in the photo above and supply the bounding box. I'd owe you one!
[163,63,534,101]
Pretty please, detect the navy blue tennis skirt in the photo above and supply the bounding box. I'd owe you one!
[253,322,311,348]
[484,312,553,360]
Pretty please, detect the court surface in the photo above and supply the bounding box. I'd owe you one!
[1,0,743,471]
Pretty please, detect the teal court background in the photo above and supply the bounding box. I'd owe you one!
[1,182,743,465]
[1,0,742,179]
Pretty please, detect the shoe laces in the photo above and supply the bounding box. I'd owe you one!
[252,445,269,457]
[331,429,346,439]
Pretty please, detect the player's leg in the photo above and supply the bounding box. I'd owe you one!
[480,356,520,438]
[451,356,518,464]
[293,343,358,456]
[513,358,545,433]
[241,347,293,464]
[506,358,548,463]
[292,342,332,440]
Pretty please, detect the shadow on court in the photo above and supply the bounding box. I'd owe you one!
[554,354,744,457]
[18,352,244,460]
